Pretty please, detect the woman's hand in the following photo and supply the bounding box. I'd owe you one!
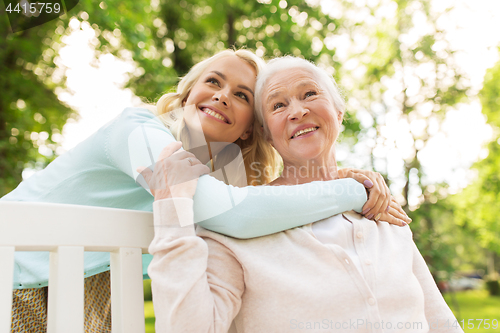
[137,141,211,200]
[376,197,411,226]
[338,168,411,226]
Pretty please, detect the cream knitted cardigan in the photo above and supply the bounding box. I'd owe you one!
[148,198,462,333]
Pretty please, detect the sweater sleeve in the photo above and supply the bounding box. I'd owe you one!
[412,242,463,332]
[106,108,177,190]
[148,198,243,332]
[108,108,368,238]
[195,176,368,239]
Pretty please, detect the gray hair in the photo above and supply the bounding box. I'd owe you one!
[254,56,345,136]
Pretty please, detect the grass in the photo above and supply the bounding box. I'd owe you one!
[444,289,500,332]
[144,300,155,333]
[144,289,500,332]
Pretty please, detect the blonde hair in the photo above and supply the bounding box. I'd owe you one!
[155,49,281,185]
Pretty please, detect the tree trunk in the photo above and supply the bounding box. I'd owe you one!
[227,12,235,48]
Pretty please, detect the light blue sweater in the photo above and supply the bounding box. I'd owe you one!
[2,108,367,289]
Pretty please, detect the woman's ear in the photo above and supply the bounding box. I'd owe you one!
[182,92,190,107]
[240,124,253,140]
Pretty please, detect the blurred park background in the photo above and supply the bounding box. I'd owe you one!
[1,0,500,329]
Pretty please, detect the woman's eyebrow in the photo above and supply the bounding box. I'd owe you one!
[266,91,282,104]
[265,81,316,104]
[298,81,317,89]
[210,70,254,96]
[239,85,254,96]
[211,71,226,80]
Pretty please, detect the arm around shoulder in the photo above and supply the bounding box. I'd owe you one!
[196,177,368,239]
[106,107,177,181]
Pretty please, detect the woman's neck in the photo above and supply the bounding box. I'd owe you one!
[183,123,226,165]
[184,141,227,165]
[277,152,339,185]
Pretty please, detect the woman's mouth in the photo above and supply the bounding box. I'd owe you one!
[291,127,319,139]
[199,107,230,124]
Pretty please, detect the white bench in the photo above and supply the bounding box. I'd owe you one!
[0,201,154,333]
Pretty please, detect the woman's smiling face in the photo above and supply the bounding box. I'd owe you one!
[262,68,343,164]
[183,55,256,143]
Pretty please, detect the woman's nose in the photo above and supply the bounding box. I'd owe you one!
[288,103,309,121]
[212,89,230,107]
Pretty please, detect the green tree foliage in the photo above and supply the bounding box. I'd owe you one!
[1,7,71,195]
[336,0,469,204]
[451,55,500,255]
[318,0,471,272]
[0,0,153,196]
[127,0,351,104]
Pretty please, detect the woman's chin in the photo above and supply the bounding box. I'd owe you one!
[199,125,237,144]
[288,147,324,162]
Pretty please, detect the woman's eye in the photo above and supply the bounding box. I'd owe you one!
[236,92,249,102]
[207,77,220,86]
[305,91,316,98]
[273,103,285,111]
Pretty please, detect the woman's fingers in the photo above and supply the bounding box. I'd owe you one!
[158,141,183,161]
[167,150,196,162]
[345,171,378,217]
[372,175,391,220]
[387,206,408,223]
[346,171,377,217]
[390,198,412,223]
[168,164,209,199]
[347,171,374,189]
[370,198,412,226]
[363,175,389,220]
[186,156,204,166]
[381,214,407,227]
[138,142,211,201]
[192,164,211,177]
[362,187,378,218]
[375,206,406,226]
[347,170,390,220]
[338,168,390,220]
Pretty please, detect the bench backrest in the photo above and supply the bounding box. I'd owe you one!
[0,201,154,333]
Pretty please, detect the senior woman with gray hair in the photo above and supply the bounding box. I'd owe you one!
[147,56,462,332]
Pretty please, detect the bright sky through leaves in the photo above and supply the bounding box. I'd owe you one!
[38,0,500,194]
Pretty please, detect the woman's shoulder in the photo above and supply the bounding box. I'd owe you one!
[195,226,249,251]
[344,211,413,239]
[196,226,227,242]
[117,106,158,124]
[108,106,175,141]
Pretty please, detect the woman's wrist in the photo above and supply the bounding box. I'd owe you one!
[153,189,172,201]
[153,198,195,229]
[154,192,193,200]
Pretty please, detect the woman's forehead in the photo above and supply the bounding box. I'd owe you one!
[269,68,316,84]
[204,56,256,78]
[265,69,320,97]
